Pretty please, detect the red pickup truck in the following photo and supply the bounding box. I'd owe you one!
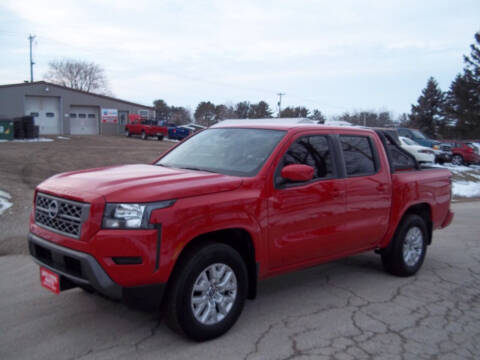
[28,122,453,341]
[125,119,167,140]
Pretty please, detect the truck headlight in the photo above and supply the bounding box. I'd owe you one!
[102,201,174,229]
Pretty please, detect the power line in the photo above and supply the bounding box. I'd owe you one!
[6,32,350,112]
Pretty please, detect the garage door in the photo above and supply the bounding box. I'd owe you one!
[24,96,60,135]
[69,107,99,135]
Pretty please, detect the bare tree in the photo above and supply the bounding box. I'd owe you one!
[44,59,110,94]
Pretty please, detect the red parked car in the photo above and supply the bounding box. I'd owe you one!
[28,122,453,341]
[442,140,480,165]
[125,115,167,140]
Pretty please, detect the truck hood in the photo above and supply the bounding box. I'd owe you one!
[37,164,243,203]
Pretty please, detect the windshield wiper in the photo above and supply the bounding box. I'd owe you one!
[181,167,217,173]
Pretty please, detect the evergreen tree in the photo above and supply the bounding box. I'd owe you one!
[248,101,273,118]
[445,31,480,138]
[214,104,236,122]
[309,109,326,123]
[464,31,480,81]
[445,73,480,138]
[153,99,171,121]
[409,77,445,138]
[339,111,394,127]
[194,101,216,127]
[170,106,191,125]
[280,106,309,118]
[235,101,250,119]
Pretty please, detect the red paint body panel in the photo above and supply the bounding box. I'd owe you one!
[442,140,480,164]
[125,119,168,137]
[31,125,454,289]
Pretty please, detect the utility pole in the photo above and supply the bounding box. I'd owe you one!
[277,92,285,117]
[363,113,366,127]
[28,34,36,82]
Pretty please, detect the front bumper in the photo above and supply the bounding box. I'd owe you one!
[435,152,452,163]
[28,233,166,310]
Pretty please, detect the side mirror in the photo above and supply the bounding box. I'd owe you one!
[281,164,314,182]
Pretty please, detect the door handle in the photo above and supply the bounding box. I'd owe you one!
[376,184,387,192]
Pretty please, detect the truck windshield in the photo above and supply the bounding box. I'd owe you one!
[411,129,426,139]
[157,128,286,177]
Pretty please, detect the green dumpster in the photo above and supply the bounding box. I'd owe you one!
[0,119,14,140]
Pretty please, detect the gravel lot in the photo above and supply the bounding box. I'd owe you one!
[0,136,174,255]
[0,201,479,360]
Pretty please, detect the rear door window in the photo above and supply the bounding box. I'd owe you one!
[340,135,377,176]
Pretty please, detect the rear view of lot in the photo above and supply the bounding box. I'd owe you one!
[0,136,173,255]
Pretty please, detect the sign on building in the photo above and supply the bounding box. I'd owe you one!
[101,109,118,123]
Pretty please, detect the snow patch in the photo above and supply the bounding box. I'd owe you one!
[430,163,471,173]
[0,138,53,143]
[165,138,180,143]
[0,190,13,215]
[57,136,70,140]
[452,181,480,198]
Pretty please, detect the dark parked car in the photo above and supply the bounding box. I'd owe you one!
[397,128,440,149]
[434,144,453,165]
[168,126,191,140]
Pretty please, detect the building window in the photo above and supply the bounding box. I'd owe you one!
[139,110,149,119]
[46,112,55,118]
[78,113,86,118]
[87,114,96,119]
[30,112,39,117]
[70,113,77,118]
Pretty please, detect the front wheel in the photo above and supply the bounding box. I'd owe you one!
[141,131,147,140]
[166,243,248,341]
[451,154,463,166]
[125,129,131,137]
[381,214,427,277]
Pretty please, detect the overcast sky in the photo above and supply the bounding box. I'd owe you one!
[1,0,479,117]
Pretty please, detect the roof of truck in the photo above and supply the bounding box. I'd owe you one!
[212,118,371,133]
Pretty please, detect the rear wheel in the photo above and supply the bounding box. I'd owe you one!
[157,135,164,141]
[381,214,427,277]
[166,243,248,341]
[451,154,463,166]
[141,131,147,140]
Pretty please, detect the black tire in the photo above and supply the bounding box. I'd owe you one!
[166,243,248,341]
[157,135,164,141]
[451,154,463,166]
[381,214,427,277]
[141,131,147,140]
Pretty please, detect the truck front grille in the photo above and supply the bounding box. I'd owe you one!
[35,193,89,239]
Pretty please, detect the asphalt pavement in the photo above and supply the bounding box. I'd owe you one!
[1,201,479,360]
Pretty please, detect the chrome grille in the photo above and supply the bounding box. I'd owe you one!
[35,193,89,239]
